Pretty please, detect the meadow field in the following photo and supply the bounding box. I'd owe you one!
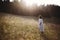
[0,13,60,40]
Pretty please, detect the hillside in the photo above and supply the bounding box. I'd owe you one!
[0,13,60,40]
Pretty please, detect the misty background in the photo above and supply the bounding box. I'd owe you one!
[0,0,60,18]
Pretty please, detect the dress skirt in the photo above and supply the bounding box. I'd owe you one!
[39,19,44,32]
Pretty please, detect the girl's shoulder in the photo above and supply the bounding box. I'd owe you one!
[39,19,43,21]
[39,18,43,20]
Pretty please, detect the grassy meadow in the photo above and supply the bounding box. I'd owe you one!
[0,13,60,40]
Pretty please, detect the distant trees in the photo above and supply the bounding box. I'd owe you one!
[0,0,60,18]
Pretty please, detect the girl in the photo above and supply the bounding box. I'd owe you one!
[39,15,44,33]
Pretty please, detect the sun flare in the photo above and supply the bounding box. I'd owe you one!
[22,0,60,7]
[9,0,60,6]
[22,0,49,7]
[22,0,42,6]
[22,0,35,6]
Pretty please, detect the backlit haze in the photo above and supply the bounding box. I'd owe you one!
[9,0,60,6]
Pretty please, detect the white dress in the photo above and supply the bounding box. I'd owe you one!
[39,18,44,32]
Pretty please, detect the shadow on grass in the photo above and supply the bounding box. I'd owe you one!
[53,24,60,40]
[0,25,4,40]
[40,32,50,40]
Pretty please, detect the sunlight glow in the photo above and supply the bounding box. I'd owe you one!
[18,0,21,2]
[22,0,60,6]
[10,0,14,2]
[22,0,35,6]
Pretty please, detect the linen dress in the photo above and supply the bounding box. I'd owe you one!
[39,18,44,32]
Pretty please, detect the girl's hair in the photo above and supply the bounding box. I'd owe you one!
[39,15,42,18]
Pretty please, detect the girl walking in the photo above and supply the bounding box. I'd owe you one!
[38,15,44,33]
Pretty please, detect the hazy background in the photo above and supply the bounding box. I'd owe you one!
[0,0,60,18]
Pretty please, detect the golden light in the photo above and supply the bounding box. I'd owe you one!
[22,0,35,6]
[10,0,14,2]
[9,0,60,6]
[18,0,21,2]
[21,0,60,7]
[22,0,46,7]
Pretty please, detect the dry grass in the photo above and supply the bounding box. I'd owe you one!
[0,14,60,40]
